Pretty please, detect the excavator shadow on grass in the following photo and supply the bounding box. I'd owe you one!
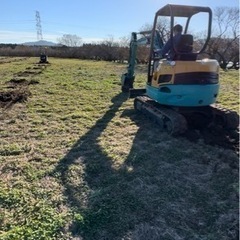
[53,92,239,240]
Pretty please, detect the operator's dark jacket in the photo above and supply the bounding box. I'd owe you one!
[161,33,182,60]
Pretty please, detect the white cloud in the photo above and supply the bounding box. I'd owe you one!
[0,30,112,44]
[0,29,125,45]
[0,30,60,44]
[0,30,111,44]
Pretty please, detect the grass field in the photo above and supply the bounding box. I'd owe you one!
[0,57,239,239]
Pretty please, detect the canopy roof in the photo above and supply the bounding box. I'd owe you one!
[156,4,211,18]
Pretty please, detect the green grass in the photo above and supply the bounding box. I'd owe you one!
[0,57,239,239]
[217,70,239,113]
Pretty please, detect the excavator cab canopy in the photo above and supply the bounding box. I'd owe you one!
[147,4,213,81]
[152,4,212,55]
[155,4,212,17]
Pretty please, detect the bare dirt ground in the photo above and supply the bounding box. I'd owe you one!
[0,63,43,109]
[0,78,38,109]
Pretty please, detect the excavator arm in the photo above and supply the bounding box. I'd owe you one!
[121,32,139,92]
[121,30,163,94]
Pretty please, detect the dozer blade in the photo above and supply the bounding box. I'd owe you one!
[129,88,146,98]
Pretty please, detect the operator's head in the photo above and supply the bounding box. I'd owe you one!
[173,24,183,34]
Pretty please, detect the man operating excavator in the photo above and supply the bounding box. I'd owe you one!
[161,24,183,60]
[153,24,183,71]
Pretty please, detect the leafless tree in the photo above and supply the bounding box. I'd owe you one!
[207,7,239,69]
[118,36,130,48]
[57,34,82,47]
[139,18,170,43]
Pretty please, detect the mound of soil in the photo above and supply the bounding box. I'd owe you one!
[0,88,31,108]
[0,63,43,109]
[7,78,39,86]
[0,77,40,108]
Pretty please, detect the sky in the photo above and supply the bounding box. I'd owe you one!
[0,0,239,44]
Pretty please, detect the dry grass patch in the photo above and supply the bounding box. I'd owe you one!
[0,58,238,239]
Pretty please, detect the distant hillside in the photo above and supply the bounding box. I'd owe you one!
[22,40,59,46]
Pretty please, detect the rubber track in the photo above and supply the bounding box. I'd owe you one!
[211,104,239,130]
[134,96,188,135]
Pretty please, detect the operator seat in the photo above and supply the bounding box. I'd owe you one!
[173,34,197,61]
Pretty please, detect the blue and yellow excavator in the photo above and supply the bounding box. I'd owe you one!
[121,4,239,135]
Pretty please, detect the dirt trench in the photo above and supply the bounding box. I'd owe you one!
[0,63,43,109]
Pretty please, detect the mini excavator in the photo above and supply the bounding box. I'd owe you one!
[39,53,48,64]
[39,47,49,64]
[121,4,239,135]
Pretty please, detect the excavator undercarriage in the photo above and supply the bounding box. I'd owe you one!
[134,95,239,136]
